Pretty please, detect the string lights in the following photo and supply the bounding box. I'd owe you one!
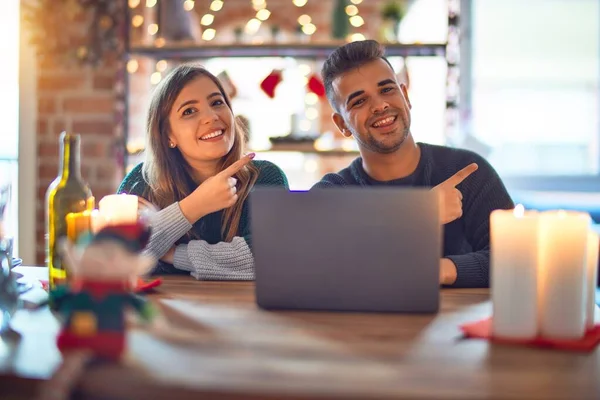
[183,0,195,11]
[297,13,316,36]
[200,0,226,41]
[345,1,365,42]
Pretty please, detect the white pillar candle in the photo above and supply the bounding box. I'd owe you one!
[539,210,590,339]
[491,204,539,339]
[586,231,599,330]
[98,194,139,226]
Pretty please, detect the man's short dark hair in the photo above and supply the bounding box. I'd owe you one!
[321,40,393,112]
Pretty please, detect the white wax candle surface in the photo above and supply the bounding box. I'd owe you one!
[538,210,590,339]
[586,231,599,329]
[98,194,139,226]
[491,204,540,339]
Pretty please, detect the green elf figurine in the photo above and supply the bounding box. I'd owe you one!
[51,222,156,360]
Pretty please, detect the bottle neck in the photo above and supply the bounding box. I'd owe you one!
[59,133,81,180]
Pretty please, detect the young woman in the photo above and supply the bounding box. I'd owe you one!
[118,65,289,280]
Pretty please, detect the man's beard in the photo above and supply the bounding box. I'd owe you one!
[355,127,409,154]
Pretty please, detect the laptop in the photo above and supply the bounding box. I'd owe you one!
[250,187,441,313]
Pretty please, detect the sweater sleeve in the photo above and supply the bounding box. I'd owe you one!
[446,156,514,288]
[311,173,348,189]
[171,160,290,281]
[142,201,255,280]
[240,160,290,251]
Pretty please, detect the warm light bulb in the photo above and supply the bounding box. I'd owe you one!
[202,28,216,41]
[126,59,139,73]
[131,15,144,27]
[210,0,223,11]
[150,72,162,85]
[349,33,366,42]
[128,0,140,8]
[156,60,168,72]
[302,23,317,35]
[146,0,157,7]
[245,18,262,34]
[154,37,166,47]
[252,0,266,10]
[513,204,525,218]
[256,9,271,21]
[183,0,195,11]
[349,15,364,27]
[350,0,363,4]
[201,14,215,26]
[305,107,318,120]
[293,0,308,6]
[297,14,311,25]
[345,5,358,16]
[147,23,159,35]
[305,92,319,105]
[298,64,311,76]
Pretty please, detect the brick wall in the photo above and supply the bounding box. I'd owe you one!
[35,61,124,264]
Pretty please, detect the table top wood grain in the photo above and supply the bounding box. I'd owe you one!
[1,266,599,400]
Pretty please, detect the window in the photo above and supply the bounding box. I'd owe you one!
[469,0,599,189]
[0,0,20,254]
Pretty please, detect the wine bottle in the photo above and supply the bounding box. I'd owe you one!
[45,132,93,289]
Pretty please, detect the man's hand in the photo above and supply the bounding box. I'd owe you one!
[439,258,457,285]
[432,163,478,225]
[180,153,255,223]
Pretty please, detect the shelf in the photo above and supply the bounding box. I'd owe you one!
[264,142,359,155]
[126,145,358,157]
[128,42,447,60]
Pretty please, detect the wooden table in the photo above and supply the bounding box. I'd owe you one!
[1,267,599,400]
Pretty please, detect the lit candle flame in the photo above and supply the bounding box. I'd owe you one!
[513,204,525,218]
[557,209,567,218]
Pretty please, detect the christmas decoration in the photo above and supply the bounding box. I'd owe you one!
[22,0,123,66]
[218,70,238,99]
[379,0,405,43]
[260,69,283,99]
[332,0,350,40]
[307,74,326,98]
[50,222,156,360]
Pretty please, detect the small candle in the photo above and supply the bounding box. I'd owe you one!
[66,210,92,242]
[539,210,590,339]
[491,204,539,339]
[98,194,138,227]
[586,231,599,330]
[89,209,105,234]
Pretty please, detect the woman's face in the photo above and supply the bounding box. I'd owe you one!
[167,75,235,165]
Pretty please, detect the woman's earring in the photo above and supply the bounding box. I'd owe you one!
[169,142,176,148]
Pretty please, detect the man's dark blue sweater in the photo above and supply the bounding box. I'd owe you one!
[311,142,514,288]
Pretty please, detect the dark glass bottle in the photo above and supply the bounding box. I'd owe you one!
[45,132,93,289]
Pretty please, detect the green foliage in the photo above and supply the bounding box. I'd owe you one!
[331,0,350,40]
[381,0,405,21]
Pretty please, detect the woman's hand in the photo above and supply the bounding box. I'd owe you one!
[160,246,175,264]
[179,153,255,223]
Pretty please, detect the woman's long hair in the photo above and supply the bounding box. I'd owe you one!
[142,64,258,242]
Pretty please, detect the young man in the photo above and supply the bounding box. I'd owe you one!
[313,40,514,288]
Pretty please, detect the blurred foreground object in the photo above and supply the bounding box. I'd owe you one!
[51,221,156,360]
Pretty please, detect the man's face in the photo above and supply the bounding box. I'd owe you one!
[331,58,412,154]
